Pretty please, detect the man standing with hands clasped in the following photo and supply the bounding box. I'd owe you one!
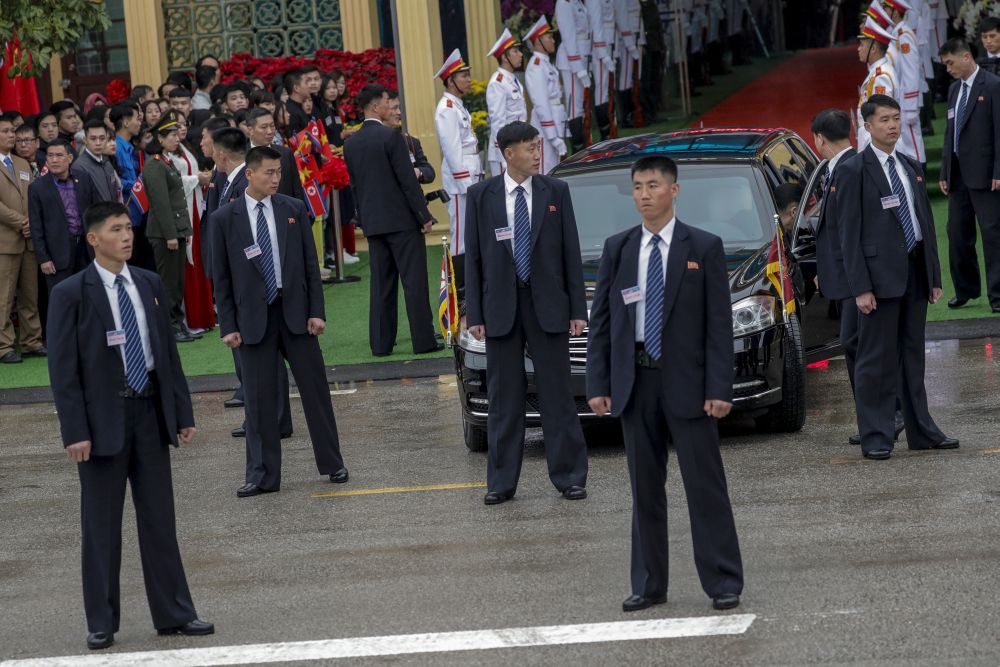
[586,155,743,612]
[465,121,589,505]
[212,146,348,497]
[46,201,213,650]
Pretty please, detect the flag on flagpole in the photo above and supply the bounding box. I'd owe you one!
[0,38,40,115]
[127,176,149,224]
[766,229,796,315]
[438,242,459,341]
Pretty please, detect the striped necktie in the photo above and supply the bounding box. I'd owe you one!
[954,82,969,155]
[885,156,917,252]
[255,202,279,304]
[513,185,531,282]
[114,275,150,393]
[644,235,664,360]
[3,156,14,181]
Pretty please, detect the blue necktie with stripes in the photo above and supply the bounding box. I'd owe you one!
[255,201,279,304]
[3,156,14,181]
[114,275,149,393]
[885,156,917,252]
[644,235,664,360]
[513,185,531,282]
[954,82,969,155]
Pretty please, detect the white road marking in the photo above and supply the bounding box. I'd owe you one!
[288,389,358,399]
[0,615,755,666]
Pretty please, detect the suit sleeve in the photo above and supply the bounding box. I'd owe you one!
[590,1,611,63]
[898,33,921,118]
[464,185,484,328]
[992,79,1000,180]
[525,64,560,144]
[0,187,24,231]
[388,130,433,226]
[615,0,638,55]
[912,161,943,290]
[486,79,507,154]
[704,235,734,403]
[411,136,435,183]
[156,276,195,429]
[46,283,91,446]
[836,164,874,296]
[298,200,326,320]
[560,182,587,321]
[211,210,238,337]
[941,83,956,182]
[435,107,472,194]
[555,1,586,74]
[143,161,174,240]
[27,183,50,264]
[585,237,615,400]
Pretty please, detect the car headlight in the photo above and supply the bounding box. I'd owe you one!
[732,295,777,337]
[458,324,487,354]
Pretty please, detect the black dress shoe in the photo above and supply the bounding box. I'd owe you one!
[157,619,215,636]
[174,331,196,343]
[712,593,740,610]
[0,351,22,364]
[22,345,47,357]
[850,419,904,446]
[224,397,244,408]
[184,329,204,340]
[863,449,892,460]
[848,433,861,445]
[992,306,1000,314]
[87,632,114,650]
[231,426,246,438]
[415,343,445,354]
[947,297,969,309]
[561,485,587,500]
[237,483,277,497]
[281,430,293,439]
[622,594,666,612]
[484,491,511,505]
[329,468,349,483]
[933,437,960,449]
[372,350,392,357]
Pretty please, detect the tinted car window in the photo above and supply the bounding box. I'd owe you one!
[763,140,804,186]
[562,164,773,258]
[787,137,818,176]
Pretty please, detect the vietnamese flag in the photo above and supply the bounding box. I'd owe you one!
[0,38,41,115]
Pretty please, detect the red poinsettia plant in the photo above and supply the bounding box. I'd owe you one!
[319,156,350,191]
[105,78,131,104]
[219,48,397,121]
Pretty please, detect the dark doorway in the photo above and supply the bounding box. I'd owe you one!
[60,0,130,104]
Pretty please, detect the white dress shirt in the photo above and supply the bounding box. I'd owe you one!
[827,145,853,173]
[244,192,283,288]
[222,162,246,200]
[94,262,155,371]
[870,144,922,243]
[635,218,675,343]
[503,171,533,237]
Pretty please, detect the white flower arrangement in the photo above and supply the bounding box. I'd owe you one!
[954,0,999,38]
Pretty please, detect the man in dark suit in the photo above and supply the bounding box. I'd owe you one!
[246,108,306,204]
[586,155,743,613]
[387,90,436,185]
[211,146,348,497]
[937,39,1000,312]
[465,121,588,504]
[28,139,98,292]
[72,120,121,203]
[836,94,959,460]
[47,202,213,650]
[344,84,442,356]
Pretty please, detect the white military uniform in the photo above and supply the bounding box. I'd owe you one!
[555,0,592,120]
[857,56,898,152]
[525,50,567,174]
[590,0,616,106]
[486,68,528,177]
[435,91,482,256]
[615,0,644,91]
[892,17,925,161]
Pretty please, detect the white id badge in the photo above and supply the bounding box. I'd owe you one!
[18,171,29,181]
[495,226,514,242]
[947,108,955,119]
[880,195,901,210]
[244,244,263,259]
[621,286,642,304]
[106,330,126,346]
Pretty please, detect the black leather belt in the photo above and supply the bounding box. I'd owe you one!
[635,343,661,369]
[120,371,158,398]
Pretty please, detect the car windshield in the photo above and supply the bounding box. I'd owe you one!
[561,164,773,258]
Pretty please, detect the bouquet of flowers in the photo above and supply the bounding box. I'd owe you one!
[471,110,490,152]
[954,0,999,38]
[502,0,556,38]
[105,78,131,104]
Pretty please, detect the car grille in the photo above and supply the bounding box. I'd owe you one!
[527,395,594,414]
[521,328,589,365]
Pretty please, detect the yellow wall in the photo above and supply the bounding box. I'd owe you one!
[124,0,167,88]
[464,1,504,85]
[341,0,380,52]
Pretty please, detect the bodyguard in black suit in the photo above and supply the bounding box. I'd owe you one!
[465,121,588,504]
[211,146,348,497]
[28,139,97,291]
[46,202,213,650]
[586,156,743,613]
[246,108,307,205]
[937,40,1000,311]
[344,84,441,356]
[836,94,959,460]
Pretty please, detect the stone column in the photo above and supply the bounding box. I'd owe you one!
[342,0,380,52]
[124,0,167,86]
[463,1,504,84]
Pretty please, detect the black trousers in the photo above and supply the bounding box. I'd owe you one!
[947,160,1000,306]
[77,396,197,633]
[232,346,292,434]
[44,235,91,293]
[839,297,860,394]
[367,229,437,355]
[640,50,665,120]
[621,366,743,599]
[241,297,344,489]
[150,238,188,332]
[854,250,947,453]
[484,286,587,495]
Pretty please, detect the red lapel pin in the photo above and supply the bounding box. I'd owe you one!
[548,204,557,212]
[916,175,924,183]
[978,96,985,102]
[288,217,296,225]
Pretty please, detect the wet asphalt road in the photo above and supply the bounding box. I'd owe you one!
[1,337,1000,665]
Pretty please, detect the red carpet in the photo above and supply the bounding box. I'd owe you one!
[694,46,865,150]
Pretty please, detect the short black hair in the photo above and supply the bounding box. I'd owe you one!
[249,89,276,108]
[200,116,231,137]
[131,84,154,99]
[196,54,219,68]
[50,100,77,119]
[497,121,539,153]
[631,155,679,182]
[83,119,108,135]
[211,127,248,155]
[981,16,1000,34]
[299,64,321,75]
[224,82,250,101]
[195,65,218,90]
[33,112,56,132]
[109,104,138,131]
[387,89,399,101]
[167,70,193,91]
[283,68,306,95]
[811,108,852,142]
[157,82,176,98]
[246,107,273,126]
[84,201,130,232]
[939,38,973,57]
[861,93,900,120]
[246,145,282,170]
[357,84,389,110]
[774,182,803,212]
[14,123,36,138]
[46,138,74,154]
[168,87,193,99]
[234,108,250,125]
[0,110,21,123]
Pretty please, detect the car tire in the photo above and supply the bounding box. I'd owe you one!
[462,412,489,452]
[755,313,806,433]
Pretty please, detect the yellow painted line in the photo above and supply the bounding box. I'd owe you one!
[981,448,1000,454]
[830,457,864,464]
[312,481,487,498]
[832,448,1000,464]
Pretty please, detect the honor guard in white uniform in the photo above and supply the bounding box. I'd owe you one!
[555,0,592,152]
[590,0,617,139]
[856,21,898,152]
[486,29,528,177]
[614,0,643,95]
[524,17,568,174]
[883,0,925,163]
[433,49,483,257]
